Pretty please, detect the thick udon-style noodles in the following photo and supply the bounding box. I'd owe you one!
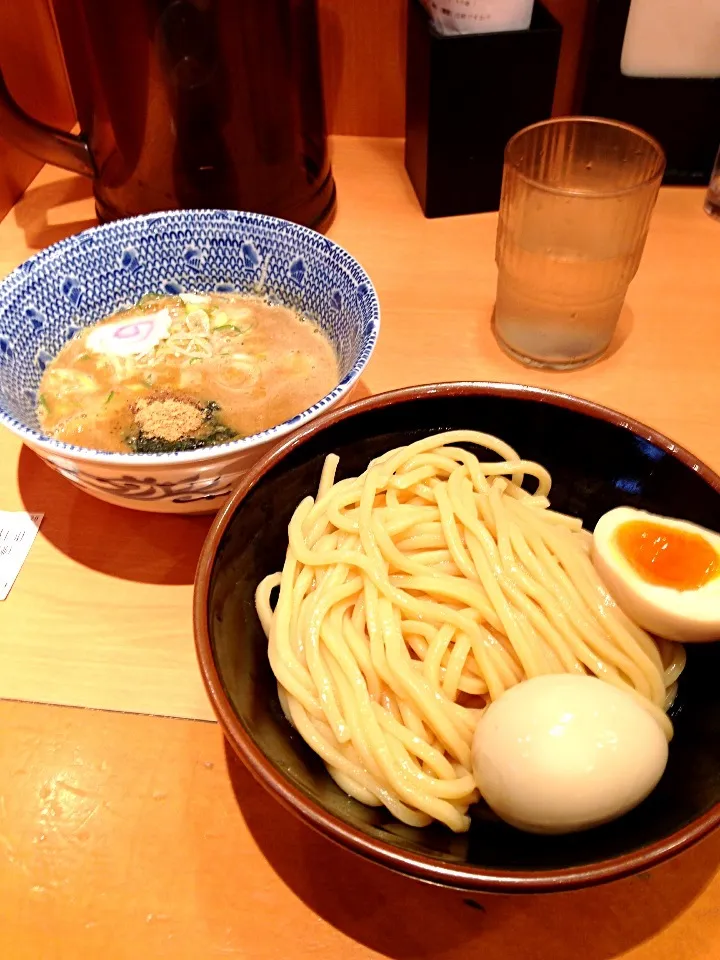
[255,431,685,832]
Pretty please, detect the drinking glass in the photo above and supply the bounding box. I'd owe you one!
[493,117,665,369]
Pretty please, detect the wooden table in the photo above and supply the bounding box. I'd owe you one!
[1,137,719,960]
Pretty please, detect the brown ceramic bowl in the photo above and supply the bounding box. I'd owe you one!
[194,383,720,893]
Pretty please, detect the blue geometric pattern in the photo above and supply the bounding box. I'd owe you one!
[0,208,380,465]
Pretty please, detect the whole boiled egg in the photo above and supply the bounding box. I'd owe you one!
[592,507,720,643]
[472,675,668,834]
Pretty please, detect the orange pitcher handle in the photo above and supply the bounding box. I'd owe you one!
[0,65,94,178]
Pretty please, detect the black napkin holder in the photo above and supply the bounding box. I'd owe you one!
[404,0,562,218]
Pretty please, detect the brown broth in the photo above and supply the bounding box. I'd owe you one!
[37,293,339,453]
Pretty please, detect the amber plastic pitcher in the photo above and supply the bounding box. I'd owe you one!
[0,0,336,229]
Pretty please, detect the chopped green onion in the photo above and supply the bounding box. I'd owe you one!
[214,323,239,333]
[79,353,89,361]
[181,293,211,306]
[39,393,50,412]
[189,357,203,365]
[105,391,115,404]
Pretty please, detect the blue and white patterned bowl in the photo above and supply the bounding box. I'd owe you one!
[0,209,380,513]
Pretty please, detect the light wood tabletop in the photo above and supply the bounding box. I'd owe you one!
[1,137,719,960]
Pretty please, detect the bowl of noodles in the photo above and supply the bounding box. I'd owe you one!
[0,209,379,513]
[194,382,720,891]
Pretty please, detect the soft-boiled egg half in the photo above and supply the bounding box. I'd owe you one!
[472,675,668,834]
[593,507,720,643]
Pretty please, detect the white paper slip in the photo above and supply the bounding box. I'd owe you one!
[0,512,44,600]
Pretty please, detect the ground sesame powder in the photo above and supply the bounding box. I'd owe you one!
[133,396,205,442]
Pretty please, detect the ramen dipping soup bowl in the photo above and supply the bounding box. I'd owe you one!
[0,209,379,513]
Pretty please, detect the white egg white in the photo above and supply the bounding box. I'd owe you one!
[471,675,668,835]
[592,506,720,643]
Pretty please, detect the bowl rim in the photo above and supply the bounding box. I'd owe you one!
[0,207,380,466]
[193,380,720,893]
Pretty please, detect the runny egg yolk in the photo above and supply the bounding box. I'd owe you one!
[614,520,719,591]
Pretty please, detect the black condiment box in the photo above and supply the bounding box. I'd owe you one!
[576,0,720,186]
[404,0,562,218]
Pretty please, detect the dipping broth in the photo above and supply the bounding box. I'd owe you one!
[37,293,339,453]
